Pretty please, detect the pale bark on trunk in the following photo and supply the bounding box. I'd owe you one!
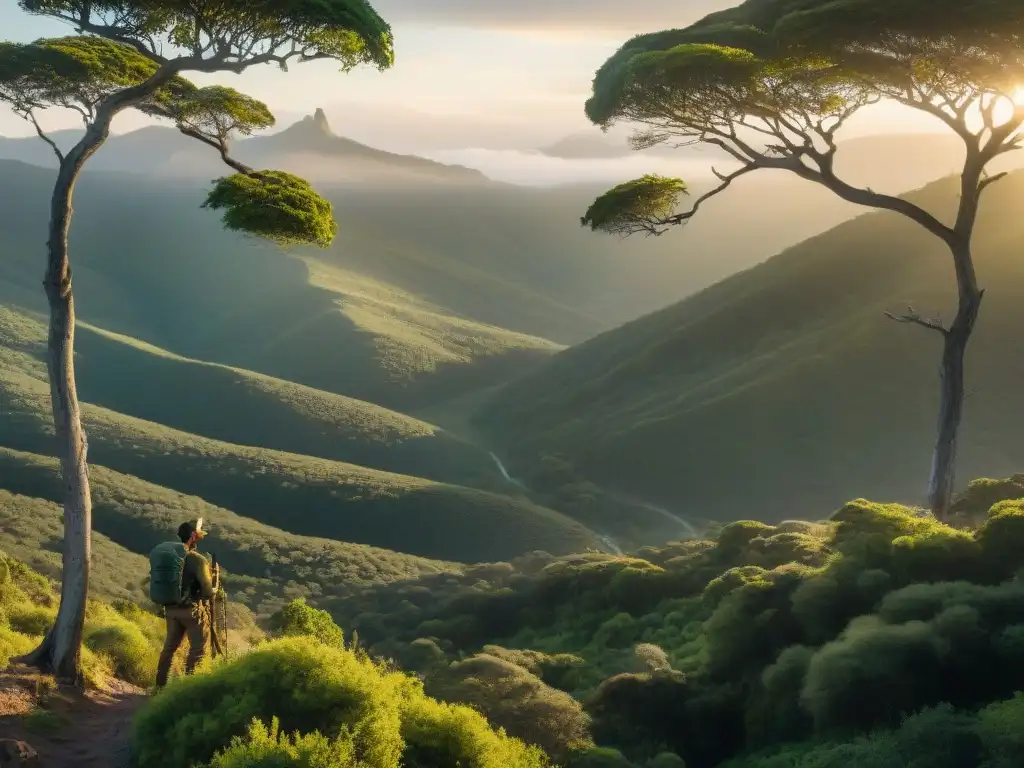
[15,58,185,684]
[928,240,983,521]
[19,125,113,685]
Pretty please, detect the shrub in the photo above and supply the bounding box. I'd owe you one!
[949,475,1024,524]
[633,644,671,673]
[716,522,775,555]
[975,501,1024,580]
[800,614,956,733]
[134,636,408,768]
[6,603,54,636]
[401,695,548,768]
[270,598,345,647]
[426,652,591,759]
[564,747,636,767]
[830,501,937,547]
[133,636,545,768]
[208,717,357,767]
[889,529,982,584]
[646,753,685,768]
[974,692,1024,760]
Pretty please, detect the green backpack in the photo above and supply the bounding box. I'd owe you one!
[149,541,187,606]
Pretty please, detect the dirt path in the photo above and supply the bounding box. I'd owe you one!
[0,665,145,767]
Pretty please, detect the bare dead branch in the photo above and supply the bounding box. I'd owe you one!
[884,304,948,335]
[978,171,1009,196]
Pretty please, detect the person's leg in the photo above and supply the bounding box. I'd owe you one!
[155,610,187,687]
[183,603,209,675]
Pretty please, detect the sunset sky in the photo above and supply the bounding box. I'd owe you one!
[0,0,942,149]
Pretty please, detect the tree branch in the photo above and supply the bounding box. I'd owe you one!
[884,305,948,335]
[176,125,253,175]
[25,110,65,163]
[656,162,767,230]
[978,170,1009,197]
[793,159,956,247]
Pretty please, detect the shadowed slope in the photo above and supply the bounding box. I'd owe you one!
[478,172,1024,522]
[0,363,599,562]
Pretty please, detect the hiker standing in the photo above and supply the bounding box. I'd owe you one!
[150,519,219,688]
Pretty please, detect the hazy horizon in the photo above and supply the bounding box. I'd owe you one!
[1,0,949,171]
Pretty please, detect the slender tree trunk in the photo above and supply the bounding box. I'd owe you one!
[19,128,109,685]
[928,240,983,521]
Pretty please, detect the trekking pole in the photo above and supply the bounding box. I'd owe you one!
[209,552,224,657]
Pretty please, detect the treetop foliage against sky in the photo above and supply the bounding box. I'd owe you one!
[582,0,1024,234]
[1,0,394,247]
[17,0,395,72]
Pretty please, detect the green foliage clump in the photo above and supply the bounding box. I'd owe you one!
[949,475,1024,524]
[830,500,937,547]
[208,717,356,768]
[580,175,687,236]
[0,550,166,688]
[270,598,345,647]
[976,500,1024,580]
[426,652,592,759]
[134,636,546,768]
[203,170,337,248]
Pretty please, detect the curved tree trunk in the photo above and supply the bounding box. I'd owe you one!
[928,241,983,521]
[19,126,111,685]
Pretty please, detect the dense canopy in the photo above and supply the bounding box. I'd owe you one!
[0,36,167,119]
[587,0,1024,131]
[18,0,394,71]
[203,171,338,248]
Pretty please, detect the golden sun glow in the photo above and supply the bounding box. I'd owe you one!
[1013,87,1024,106]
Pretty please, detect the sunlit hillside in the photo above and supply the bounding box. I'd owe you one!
[478,171,1024,523]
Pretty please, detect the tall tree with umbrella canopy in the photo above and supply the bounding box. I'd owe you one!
[582,0,1024,521]
[0,0,393,684]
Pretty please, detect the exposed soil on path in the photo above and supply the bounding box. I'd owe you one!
[0,665,145,767]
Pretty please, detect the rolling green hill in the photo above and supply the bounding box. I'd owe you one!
[477,172,1024,523]
[0,304,500,488]
[0,356,598,561]
[0,160,567,412]
[0,448,462,618]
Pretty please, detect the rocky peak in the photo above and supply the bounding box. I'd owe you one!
[300,107,332,136]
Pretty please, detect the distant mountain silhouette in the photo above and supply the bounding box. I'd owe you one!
[538,130,685,159]
[0,109,490,186]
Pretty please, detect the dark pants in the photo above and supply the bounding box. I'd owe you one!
[155,603,209,687]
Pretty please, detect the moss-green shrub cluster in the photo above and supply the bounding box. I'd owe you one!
[133,634,548,768]
[0,550,167,688]
[319,490,1024,767]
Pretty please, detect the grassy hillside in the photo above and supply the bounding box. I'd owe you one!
[1,131,999,368]
[0,448,462,618]
[0,361,598,561]
[0,304,501,489]
[0,160,567,412]
[478,171,1024,523]
[0,489,150,604]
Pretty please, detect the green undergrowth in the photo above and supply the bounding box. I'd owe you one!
[133,631,548,768]
[0,550,173,689]
[325,482,1024,767]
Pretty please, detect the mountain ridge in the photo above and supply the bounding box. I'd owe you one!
[476,169,1024,522]
[0,108,491,185]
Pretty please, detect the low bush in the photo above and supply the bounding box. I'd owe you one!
[134,635,546,768]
